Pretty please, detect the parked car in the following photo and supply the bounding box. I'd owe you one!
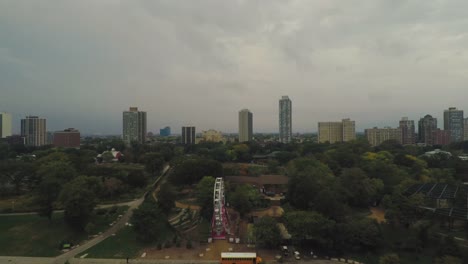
[294,251,300,260]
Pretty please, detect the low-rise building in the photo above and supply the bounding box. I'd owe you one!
[53,128,80,148]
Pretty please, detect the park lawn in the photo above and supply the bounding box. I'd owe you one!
[0,213,85,257]
[80,225,174,259]
[0,206,129,257]
[79,227,143,259]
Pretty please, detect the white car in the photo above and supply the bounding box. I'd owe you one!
[294,251,301,260]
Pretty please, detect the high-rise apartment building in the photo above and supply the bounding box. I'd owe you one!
[0,112,12,138]
[53,128,80,148]
[342,118,356,142]
[399,117,415,145]
[464,118,468,141]
[160,126,171,137]
[318,119,356,143]
[365,127,402,147]
[444,107,464,142]
[238,109,253,142]
[181,126,196,145]
[123,107,147,144]
[279,96,292,143]
[418,115,437,145]
[21,116,47,146]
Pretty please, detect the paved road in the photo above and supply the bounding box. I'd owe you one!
[52,165,170,264]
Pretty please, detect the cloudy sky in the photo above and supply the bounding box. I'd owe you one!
[1,0,468,134]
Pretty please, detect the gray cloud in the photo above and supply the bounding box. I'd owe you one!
[1,0,468,134]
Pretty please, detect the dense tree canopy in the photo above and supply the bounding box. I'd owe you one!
[59,176,103,230]
[229,184,261,217]
[195,176,216,219]
[169,157,222,186]
[253,216,282,249]
[131,201,169,243]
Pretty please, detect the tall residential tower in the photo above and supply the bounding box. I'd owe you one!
[279,96,292,143]
[0,112,12,138]
[399,117,415,145]
[123,107,147,144]
[444,107,464,142]
[418,115,437,145]
[181,126,196,145]
[238,109,253,142]
[21,116,47,146]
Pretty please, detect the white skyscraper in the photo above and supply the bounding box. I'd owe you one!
[123,107,147,144]
[238,109,253,142]
[0,112,12,138]
[279,96,292,143]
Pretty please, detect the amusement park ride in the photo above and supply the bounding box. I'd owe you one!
[212,177,262,264]
[211,177,231,239]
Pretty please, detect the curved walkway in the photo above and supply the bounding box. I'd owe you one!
[52,165,170,264]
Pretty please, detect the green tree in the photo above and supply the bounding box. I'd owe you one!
[143,152,165,176]
[35,161,78,220]
[0,160,34,195]
[379,253,400,264]
[337,217,383,252]
[131,201,168,242]
[284,211,335,248]
[286,158,334,209]
[383,192,425,228]
[59,176,102,230]
[36,175,62,220]
[157,182,177,214]
[170,157,222,186]
[196,176,216,219]
[339,168,383,207]
[253,216,282,248]
[230,184,260,217]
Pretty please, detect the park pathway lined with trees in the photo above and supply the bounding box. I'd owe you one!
[52,165,170,264]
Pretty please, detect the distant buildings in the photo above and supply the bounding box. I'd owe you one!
[279,96,292,143]
[318,118,356,143]
[238,109,253,142]
[21,116,47,146]
[399,117,415,145]
[432,129,451,146]
[444,107,464,142]
[160,126,171,137]
[202,129,224,142]
[122,107,147,144]
[464,118,468,141]
[365,127,402,147]
[53,128,80,148]
[0,112,12,138]
[181,126,196,145]
[418,115,437,145]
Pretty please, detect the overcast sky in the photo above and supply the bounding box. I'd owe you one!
[1,0,468,134]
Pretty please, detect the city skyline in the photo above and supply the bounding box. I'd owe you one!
[2,106,468,136]
[2,1,468,134]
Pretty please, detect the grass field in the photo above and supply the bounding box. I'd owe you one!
[0,206,128,257]
[80,225,174,259]
[79,227,144,259]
